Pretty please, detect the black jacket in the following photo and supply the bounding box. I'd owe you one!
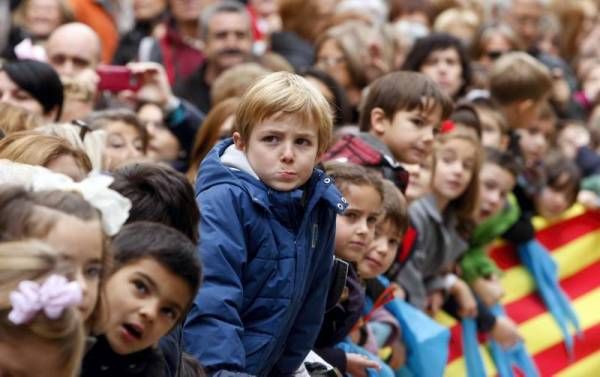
[81,335,166,377]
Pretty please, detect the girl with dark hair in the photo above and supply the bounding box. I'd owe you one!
[0,59,64,121]
[401,33,472,100]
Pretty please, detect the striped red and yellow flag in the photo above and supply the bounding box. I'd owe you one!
[442,205,600,376]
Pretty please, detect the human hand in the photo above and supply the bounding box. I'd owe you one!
[578,190,600,209]
[426,290,444,317]
[490,316,522,349]
[472,276,504,308]
[126,62,174,109]
[450,279,478,318]
[390,282,406,300]
[346,353,380,377]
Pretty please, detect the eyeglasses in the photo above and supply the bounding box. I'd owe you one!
[72,119,90,141]
[316,56,346,68]
[485,50,510,61]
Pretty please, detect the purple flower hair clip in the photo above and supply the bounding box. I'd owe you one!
[8,275,83,325]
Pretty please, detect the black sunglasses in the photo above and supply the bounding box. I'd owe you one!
[71,119,91,141]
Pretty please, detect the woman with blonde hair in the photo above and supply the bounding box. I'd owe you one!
[186,97,240,183]
[315,21,373,120]
[0,239,85,377]
[36,122,107,172]
[0,102,43,135]
[0,131,92,181]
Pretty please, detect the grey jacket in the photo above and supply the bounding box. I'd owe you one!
[396,194,468,309]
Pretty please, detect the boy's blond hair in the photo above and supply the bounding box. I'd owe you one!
[489,52,552,105]
[235,71,333,155]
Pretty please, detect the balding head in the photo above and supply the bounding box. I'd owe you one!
[46,23,102,77]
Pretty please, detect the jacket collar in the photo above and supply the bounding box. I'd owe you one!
[359,132,402,168]
[420,194,444,224]
[198,138,347,214]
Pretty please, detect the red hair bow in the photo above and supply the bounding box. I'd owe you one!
[440,120,455,134]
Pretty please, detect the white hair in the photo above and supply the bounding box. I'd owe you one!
[336,0,388,24]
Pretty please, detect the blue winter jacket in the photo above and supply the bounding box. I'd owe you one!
[184,139,347,376]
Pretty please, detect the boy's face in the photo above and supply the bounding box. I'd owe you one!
[402,158,433,203]
[374,104,442,164]
[234,114,319,191]
[479,109,505,150]
[477,162,516,222]
[535,186,573,220]
[517,117,553,167]
[102,258,192,355]
[335,183,382,263]
[358,219,401,279]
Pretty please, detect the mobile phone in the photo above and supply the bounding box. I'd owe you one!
[97,65,141,92]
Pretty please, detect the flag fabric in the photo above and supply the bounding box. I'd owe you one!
[443,205,600,376]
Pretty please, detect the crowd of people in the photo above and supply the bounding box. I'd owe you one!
[0,0,599,376]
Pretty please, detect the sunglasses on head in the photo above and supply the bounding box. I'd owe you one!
[72,119,91,141]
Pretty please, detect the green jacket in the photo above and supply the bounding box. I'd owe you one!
[460,195,520,284]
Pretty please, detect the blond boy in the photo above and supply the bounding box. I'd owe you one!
[184,72,347,376]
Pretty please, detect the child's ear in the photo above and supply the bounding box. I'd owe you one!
[370,107,390,136]
[232,132,246,152]
[499,134,510,151]
[516,99,535,114]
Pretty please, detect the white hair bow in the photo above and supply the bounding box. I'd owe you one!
[31,172,131,236]
[0,160,131,236]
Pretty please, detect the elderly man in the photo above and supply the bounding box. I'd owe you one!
[46,22,102,77]
[174,0,253,114]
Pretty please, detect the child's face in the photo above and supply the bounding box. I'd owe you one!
[138,103,180,163]
[104,121,145,171]
[420,48,464,98]
[517,118,553,167]
[477,162,516,222]
[234,114,319,191]
[478,109,505,150]
[102,258,192,355]
[42,212,104,321]
[358,219,401,279]
[535,186,573,220]
[402,158,433,202]
[335,183,382,263]
[433,138,477,202]
[377,104,442,164]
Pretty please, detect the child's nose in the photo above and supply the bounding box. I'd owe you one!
[139,300,159,323]
[280,143,294,162]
